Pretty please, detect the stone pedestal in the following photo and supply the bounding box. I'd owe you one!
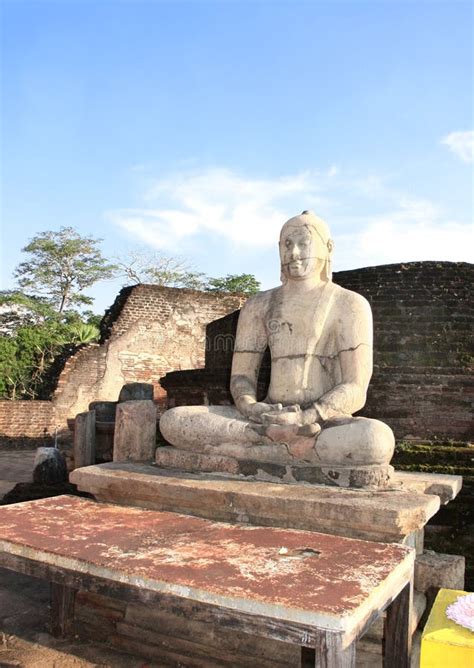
[113,401,157,463]
[155,446,395,489]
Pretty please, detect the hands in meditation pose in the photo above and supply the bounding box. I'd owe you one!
[160,212,395,474]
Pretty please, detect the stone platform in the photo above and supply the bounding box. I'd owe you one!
[70,462,461,545]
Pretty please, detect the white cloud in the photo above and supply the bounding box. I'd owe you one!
[441,130,474,163]
[107,167,337,250]
[106,167,473,271]
[334,197,473,270]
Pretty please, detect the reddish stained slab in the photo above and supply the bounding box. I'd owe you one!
[0,495,411,619]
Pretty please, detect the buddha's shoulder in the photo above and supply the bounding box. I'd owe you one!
[330,282,371,312]
[241,288,276,311]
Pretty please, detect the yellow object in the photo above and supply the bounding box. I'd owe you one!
[421,589,474,668]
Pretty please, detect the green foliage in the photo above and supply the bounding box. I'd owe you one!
[67,322,100,344]
[15,227,117,313]
[0,290,55,317]
[205,273,261,295]
[0,310,100,399]
[0,321,70,399]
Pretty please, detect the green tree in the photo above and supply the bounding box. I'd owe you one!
[15,227,117,314]
[205,274,261,295]
[0,290,54,336]
[0,321,69,399]
[0,317,100,399]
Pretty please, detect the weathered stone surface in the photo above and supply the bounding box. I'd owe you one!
[113,401,157,462]
[70,462,440,543]
[155,446,394,489]
[33,447,67,484]
[118,383,154,403]
[393,470,462,504]
[73,410,96,469]
[414,551,465,593]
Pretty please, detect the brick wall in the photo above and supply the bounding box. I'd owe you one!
[0,400,57,445]
[162,261,474,441]
[51,285,245,425]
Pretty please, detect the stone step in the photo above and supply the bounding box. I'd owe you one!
[70,462,442,544]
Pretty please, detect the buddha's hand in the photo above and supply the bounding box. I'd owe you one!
[236,398,283,423]
[260,405,320,428]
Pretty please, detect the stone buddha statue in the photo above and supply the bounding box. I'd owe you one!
[160,211,395,487]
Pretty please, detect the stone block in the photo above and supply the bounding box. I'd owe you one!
[88,401,117,422]
[414,551,465,593]
[33,447,68,484]
[393,470,462,504]
[118,383,154,402]
[113,401,157,462]
[73,410,96,469]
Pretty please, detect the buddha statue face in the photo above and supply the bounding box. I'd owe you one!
[279,212,333,282]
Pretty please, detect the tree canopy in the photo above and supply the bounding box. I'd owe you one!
[205,273,260,295]
[2,228,262,398]
[116,251,260,295]
[115,251,207,290]
[15,227,117,313]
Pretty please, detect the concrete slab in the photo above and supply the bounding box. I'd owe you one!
[70,462,441,543]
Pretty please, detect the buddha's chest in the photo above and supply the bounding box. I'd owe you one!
[266,295,328,356]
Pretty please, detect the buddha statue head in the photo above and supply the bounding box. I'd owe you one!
[279,211,334,283]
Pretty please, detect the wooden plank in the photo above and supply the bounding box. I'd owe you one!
[115,621,292,668]
[50,582,76,637]
[122,600,299,664]
[313,632,356,667]
[383,580,412,668]
[0,551,320,647]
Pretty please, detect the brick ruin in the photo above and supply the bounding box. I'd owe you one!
[0,261,472,444]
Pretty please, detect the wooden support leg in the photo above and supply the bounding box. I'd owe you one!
[300,646,315,667]
[301,632,355,667]
[383,580,412,668]
[50,583,76,637]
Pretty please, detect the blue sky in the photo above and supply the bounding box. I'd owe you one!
[1,0,473,314]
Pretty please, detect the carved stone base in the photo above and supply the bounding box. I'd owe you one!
[155,446,394,489]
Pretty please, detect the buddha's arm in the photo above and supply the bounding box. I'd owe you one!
[313,293,373,422]
[230,295,278,418]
